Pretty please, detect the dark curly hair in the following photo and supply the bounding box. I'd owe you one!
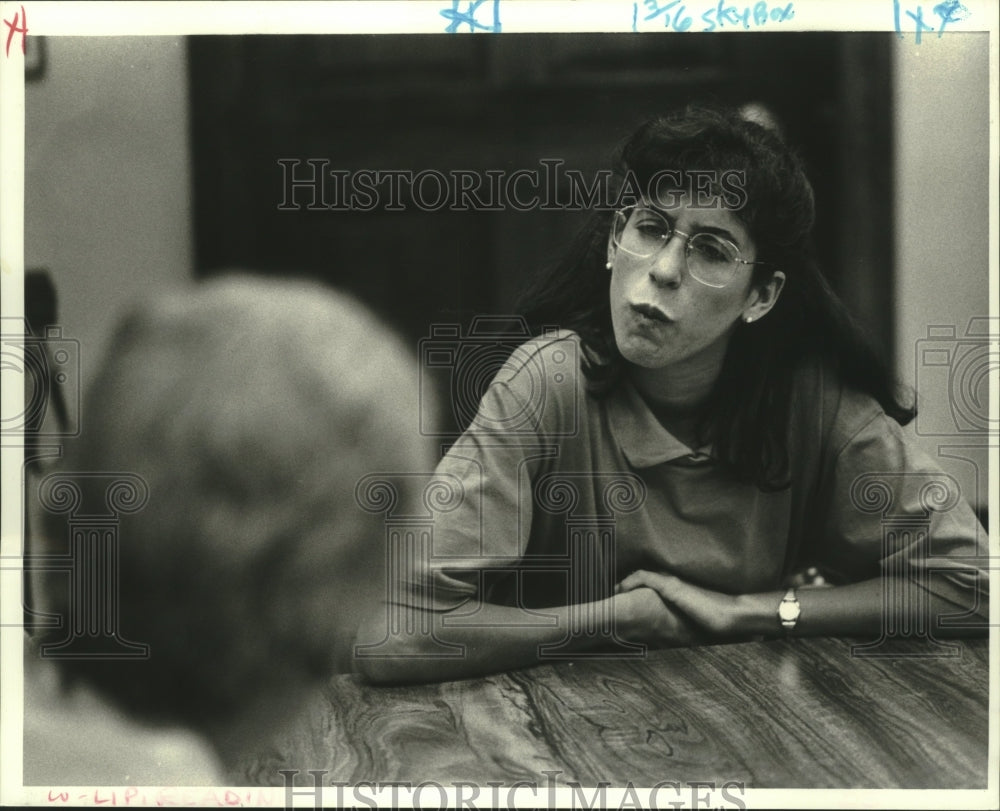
[519,105,914,491]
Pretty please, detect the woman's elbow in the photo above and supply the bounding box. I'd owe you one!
[350,612,443,685]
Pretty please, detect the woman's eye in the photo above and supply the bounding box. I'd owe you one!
[635,220,668,238]
[693,239,731,263]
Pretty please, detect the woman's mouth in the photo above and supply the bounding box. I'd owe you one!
[630,302,672,324]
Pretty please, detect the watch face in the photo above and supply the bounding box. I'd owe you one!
[779,601,801,622]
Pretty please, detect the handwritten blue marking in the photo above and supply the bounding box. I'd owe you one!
[440,0,501,33]
[894,0,970,41]
[769,3,793,20]
[698,0,793,32]
[639,0,694,31]
[906,4,934,42]
[630,0,795,32]
[932,0,971,34]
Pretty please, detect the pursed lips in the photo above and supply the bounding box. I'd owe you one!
[629,302,672,323]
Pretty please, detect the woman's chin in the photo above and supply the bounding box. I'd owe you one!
[616,336,673,369]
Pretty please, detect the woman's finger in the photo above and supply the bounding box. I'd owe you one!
[617,569,653,592]
[620,570,675,599]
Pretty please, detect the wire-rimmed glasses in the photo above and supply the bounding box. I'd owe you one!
[611,205,764,288]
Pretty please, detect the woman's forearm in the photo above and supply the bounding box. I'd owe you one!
[733,578,986,638]
[354,585,706,684]
[619,569,988,642]
[353,598,616,684]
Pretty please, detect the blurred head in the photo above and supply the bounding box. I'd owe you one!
[39,274,430,746]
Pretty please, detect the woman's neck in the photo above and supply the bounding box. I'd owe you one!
[627,345,725,416]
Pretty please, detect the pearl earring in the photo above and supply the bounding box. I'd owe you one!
[744,315,754,323]
[606,261,613,270]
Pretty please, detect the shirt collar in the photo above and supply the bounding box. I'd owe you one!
[607,377,712,468]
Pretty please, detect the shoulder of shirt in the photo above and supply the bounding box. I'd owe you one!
[491,328,585,393]
[788,356,892,459]
[486,329,585,433]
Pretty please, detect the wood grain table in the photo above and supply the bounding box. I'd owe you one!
[236,637,990,789]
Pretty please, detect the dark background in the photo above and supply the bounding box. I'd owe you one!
[188,33,894,354]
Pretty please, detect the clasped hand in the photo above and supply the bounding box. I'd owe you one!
[614,570,744,647]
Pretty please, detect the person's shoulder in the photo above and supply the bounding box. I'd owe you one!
[492,329,584,392]
[788,357,888,450]
[487,329,586,434]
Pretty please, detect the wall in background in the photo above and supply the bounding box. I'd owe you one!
[893,33,991,515]
[25,37,192,400]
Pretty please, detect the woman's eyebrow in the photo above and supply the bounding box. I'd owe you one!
[691,223,743,245]
[642,203,746,247]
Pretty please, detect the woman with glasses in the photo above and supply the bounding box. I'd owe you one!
[357,106,988,683]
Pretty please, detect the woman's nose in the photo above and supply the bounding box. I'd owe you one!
[647,238,685,287]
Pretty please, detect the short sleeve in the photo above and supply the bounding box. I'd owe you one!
[820,406,989,622]
[399,333,582,611]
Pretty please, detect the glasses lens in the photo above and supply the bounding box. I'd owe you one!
[687,234,740,287]
[615,207,669,258]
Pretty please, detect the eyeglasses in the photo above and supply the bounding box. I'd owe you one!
[611,205,763,288]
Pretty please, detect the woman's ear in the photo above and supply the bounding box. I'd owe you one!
[743,271,785,322]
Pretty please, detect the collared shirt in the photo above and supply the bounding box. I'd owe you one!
[413,331,987,617]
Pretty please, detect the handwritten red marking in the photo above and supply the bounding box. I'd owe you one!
[93,788,116,805]
[3,5,27,57]
[154,788,176,807]
[46,789,69,803]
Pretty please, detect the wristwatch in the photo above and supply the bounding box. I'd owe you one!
[778,587,801,632]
